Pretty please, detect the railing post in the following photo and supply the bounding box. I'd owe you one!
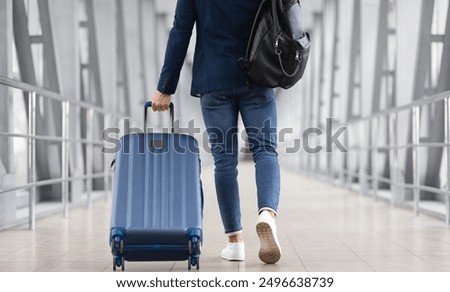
[86,108,94,208]
[327,118,333,182]
[445,98,450,227]
[61,101,70,218]
[358,122,366,196]
[340,131,347,187]
[371,117,379,200]
[389,112,398,206]
[412,106,421,217]
[27,91,37,230]
[345,129,352,190]
[104,113,111,201]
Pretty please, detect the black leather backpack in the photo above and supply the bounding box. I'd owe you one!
[241,0,311,89]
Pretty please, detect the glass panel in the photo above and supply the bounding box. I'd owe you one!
[432,0,449,35]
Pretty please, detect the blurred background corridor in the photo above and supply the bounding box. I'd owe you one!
[0,0,450,272]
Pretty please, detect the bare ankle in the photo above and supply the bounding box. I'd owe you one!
[259,209,277,219]
[228,234,243,243]
[261,210,276,219]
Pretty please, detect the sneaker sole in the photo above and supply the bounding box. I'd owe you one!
[221,255,245,262]
[256,222,281,264]
[221,246,245,261]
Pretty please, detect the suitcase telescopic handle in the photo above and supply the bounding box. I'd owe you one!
[144,102,175,133]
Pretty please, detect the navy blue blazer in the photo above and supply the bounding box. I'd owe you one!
[157,0,262,97]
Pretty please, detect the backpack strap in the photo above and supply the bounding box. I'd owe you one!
[245,0,268,61]
[240,0,269,83]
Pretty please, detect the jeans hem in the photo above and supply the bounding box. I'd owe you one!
[225,229,243,236]
[258,207,278,217]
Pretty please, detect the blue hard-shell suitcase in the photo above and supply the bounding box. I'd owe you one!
[110,102,203,271]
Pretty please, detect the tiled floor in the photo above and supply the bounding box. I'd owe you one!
[1,162,450,272]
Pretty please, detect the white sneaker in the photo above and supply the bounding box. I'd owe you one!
[221,242,245,261]
[256,211,281,264]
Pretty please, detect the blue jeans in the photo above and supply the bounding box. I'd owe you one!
[200,85,280,235]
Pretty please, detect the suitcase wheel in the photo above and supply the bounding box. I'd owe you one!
[188,237,201,271]
[119,239,124,253]
[112,236,125,271]
[111,236,124,254]
[188,256,200,271]
[188,237,201,255]
[113,256,125,271]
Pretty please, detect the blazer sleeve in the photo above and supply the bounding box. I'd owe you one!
[157,0,197,95]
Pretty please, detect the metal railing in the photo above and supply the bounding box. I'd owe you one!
[0,76,125,230]
[330,91,450,226]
